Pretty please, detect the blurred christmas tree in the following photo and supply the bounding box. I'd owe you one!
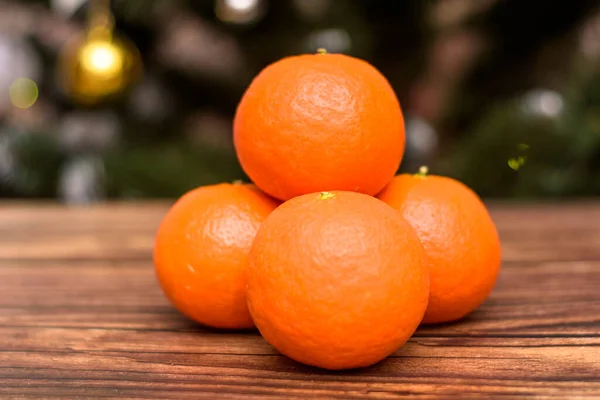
[0,0,598,202]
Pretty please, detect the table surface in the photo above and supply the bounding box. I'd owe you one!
[1,202,599,399]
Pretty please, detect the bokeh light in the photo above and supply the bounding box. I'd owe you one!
[79,41,124,77]
[227,0,257,12]
[216,0,265,24]
[9,78,39,109]
[51,0,85,16]
[508,156,527,171]
[522,89,564,118]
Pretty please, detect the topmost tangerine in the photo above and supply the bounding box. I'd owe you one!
[234,50,405,201]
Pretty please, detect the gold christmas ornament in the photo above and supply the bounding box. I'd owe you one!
[58,0,142,104]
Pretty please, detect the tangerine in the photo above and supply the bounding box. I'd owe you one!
[377,168,502,324]
[234,50,405,201]
[246,191,429,370]
[154,183,279,329]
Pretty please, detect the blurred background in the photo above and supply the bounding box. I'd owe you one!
[0,0,599,204]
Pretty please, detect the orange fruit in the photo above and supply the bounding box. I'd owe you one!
[377,168,502,324]
[246,191,429,370]
[154,183,279,329]
[234,50,405,201]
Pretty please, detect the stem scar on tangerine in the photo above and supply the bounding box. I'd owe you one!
[318,192,335,200]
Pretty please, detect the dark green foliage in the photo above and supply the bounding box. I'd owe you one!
[0,130,64,198]
[439,67,600,198]
[103,142,245,199]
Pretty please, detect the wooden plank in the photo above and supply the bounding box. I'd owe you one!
[2,231,598,262]
[0,202,599,398]
[1,260,598,336]
[1,202,600,262]
[1,233,599,263]
[1,201,599,236]
[2,325,600,354]
[0,342,598,398]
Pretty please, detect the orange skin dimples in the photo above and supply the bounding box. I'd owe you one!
[234,52,405,201]
[154,183,279,329]
[246,191,429,370]
[378,173,502,324]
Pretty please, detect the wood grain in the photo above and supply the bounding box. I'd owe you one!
[0,202,599,399]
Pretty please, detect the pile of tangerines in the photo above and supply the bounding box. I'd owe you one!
[154,50,501,370]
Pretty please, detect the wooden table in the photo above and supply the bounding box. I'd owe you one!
[1,202,599,399]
